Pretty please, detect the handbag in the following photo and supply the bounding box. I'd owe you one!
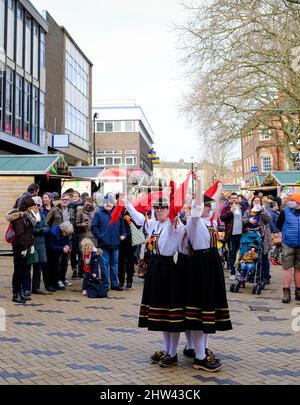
[86,278,107,298]
[271,232,282,246]
[26,249,39,265]
[130,222,146,246]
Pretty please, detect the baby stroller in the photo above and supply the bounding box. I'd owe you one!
[217,227,229,271]
[230,231,264,295]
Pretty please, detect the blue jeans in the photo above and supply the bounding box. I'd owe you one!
[228,234,242,275]
[22,264,42,293]
[100,249,120,290]
[240,263,255,280]
[262,252,271,281]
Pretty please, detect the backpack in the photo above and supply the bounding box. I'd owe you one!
[5,223,16,244]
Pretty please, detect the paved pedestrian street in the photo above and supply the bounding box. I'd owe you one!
[0,257,299,386]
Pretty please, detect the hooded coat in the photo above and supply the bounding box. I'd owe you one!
[6,210,35,251]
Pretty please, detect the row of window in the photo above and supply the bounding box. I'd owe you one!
[65,101,88,141]
[0,0,45,78]
[96,156,137,167]
[65,50,89,97]
[0,65,45,144]
[243,127,299,146]
[96,149,137,155]
[95,120,136,133]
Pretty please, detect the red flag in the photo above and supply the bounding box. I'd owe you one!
[109,200,125,224]
[169,171,192,222]
[205,181,220,200]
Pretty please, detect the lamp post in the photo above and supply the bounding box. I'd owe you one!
[93,112,99,166]
[191,157,195,198]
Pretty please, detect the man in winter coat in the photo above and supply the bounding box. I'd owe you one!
[220,193,248,279]
[92,194,126,291]
[277,193,300,304]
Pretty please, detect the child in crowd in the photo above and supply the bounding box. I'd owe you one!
[80,238,102,296]
[239,244,258,280]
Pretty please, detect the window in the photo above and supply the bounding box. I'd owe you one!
[40,91,46,147]
[125,150,137,155]
[106,157,113,166]
[261,156,272,172]
[113,157,122,165]
[7,0,15,60]
[16,5,24,67]
[5,69,14,134]
[40,31,46,68]
[292,152,300,171]
[25,14,32,73]
[65,44,89,97]
[15,75,22,137]
[24,81,31,141]
[125,156,137,166]
[96,122,104,132]
[114,121,121,132]
[0,0,5,53]
[125,121,133,132]
[105,122,113,132]
[0,64,3,131]
[32,87,38,144]
[260,129,271,141]
[33,23,39,79]
[65,101,88,140]
[97,157,105,166]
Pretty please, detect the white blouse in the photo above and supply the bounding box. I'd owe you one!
[177,222,191,255]
[186,202,211,250]
[126,202,178,256]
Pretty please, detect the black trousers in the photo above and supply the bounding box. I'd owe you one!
[44,249,61,288]
[118,239,135,286]
[12,247,30,294]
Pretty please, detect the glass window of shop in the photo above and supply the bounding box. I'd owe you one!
[33,23,39,79]
[31,86,38,144]
[16,5,24,67]
[40,31,45,68]
[0,64,3,130]
[24,80,31,140]
[5,68,14,134]
[7,0,15,60]
[25,14,31,74]
[15,74,22,137]
[0,0,5,53]
[39,90,46,147]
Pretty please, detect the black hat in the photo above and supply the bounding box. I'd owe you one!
[153,197,169,208]
[204,195,214,204]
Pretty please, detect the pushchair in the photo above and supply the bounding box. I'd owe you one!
[230,231,264,295]
[217,227,229,271]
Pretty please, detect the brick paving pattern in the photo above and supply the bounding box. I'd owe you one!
[0,257,300,385]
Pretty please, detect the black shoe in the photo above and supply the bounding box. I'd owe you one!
[183,346,195,358]
[32,290,46,295]
[111,285,124,291]
[72,270,78,279]
[126,282,132,289]
[46,286,56,293]
[12,293,26,304]
[193,356,222,372]
[159,354,178,368]
[205,349,221,363]
[150,351,165,364]
[21,292,31,301]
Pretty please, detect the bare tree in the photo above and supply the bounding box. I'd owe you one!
[178,0,300,167]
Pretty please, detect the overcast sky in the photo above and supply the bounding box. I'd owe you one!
[30,0,207,162]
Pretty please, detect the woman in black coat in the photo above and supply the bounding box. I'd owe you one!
[6,197,36,303]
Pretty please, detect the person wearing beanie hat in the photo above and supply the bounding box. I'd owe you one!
[6,197,36,304]
[22,195,49,296]
[277,192,300,303]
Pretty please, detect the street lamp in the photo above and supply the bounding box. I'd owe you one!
[93,112,99,166]
[191,157,195,198]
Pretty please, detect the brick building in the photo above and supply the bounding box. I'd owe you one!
[92,104,154,175]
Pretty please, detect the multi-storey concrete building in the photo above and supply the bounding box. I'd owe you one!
[43,12,93,166]
[93,104,154,175]
[0,0,48,155]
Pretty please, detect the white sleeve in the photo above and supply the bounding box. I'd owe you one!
[191,200,204,218]
[126,202,146,227]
